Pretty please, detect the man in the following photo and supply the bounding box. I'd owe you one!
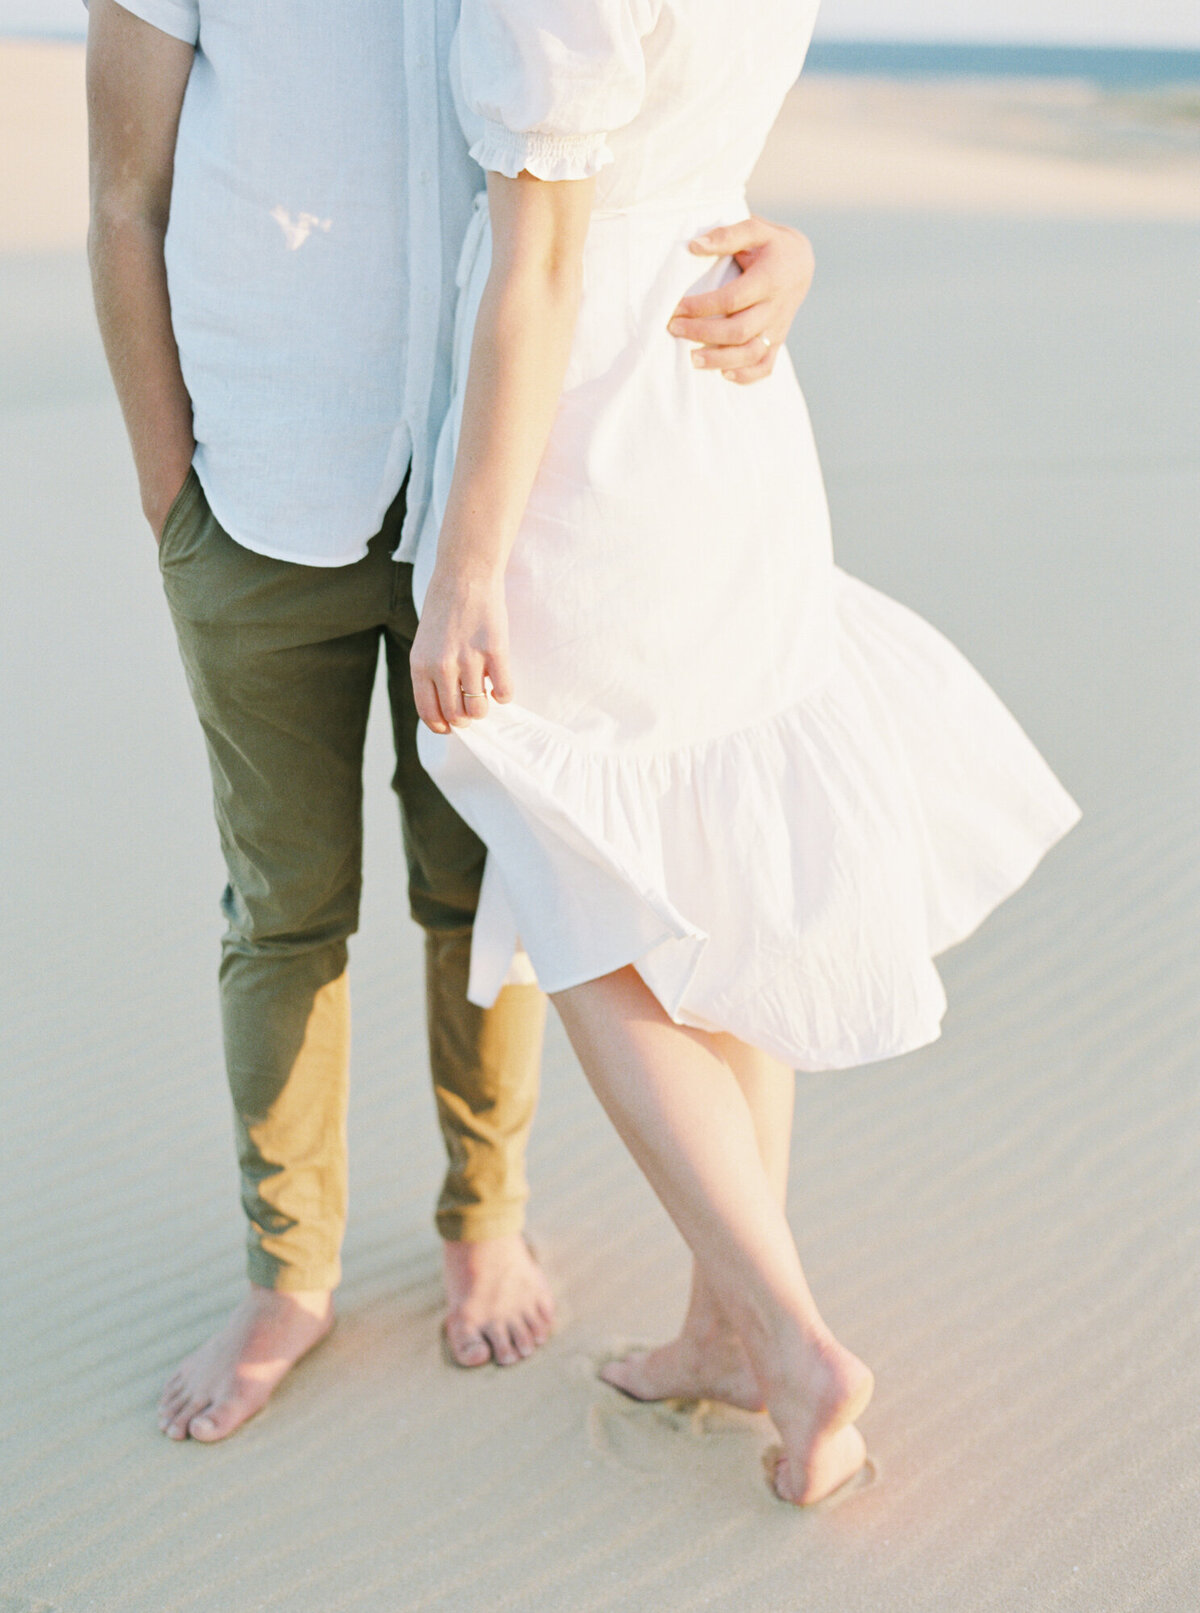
[86,0,817,1443]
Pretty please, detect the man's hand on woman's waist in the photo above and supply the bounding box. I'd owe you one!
[669,216,815,384]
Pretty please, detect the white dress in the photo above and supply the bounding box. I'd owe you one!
[414,0,1081,1070]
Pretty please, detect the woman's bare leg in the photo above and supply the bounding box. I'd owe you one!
[554,966,872,1505]
[600,1037,793,1410]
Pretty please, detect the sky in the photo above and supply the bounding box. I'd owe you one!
[4,0,1200,49]
[814,1,1200,48]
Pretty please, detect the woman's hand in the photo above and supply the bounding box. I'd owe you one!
[410,172,590,736]
[669,216,815,384]
[410,561,513,734]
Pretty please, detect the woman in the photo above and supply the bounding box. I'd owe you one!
[411,0,1080,1504]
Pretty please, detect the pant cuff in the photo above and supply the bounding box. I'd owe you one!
[246,1244,342,1293]
[435,1203,528,1244]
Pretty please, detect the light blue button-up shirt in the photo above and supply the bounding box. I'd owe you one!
[104,0,479,565]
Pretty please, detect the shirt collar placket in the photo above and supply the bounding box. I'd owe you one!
[396,1,444,562]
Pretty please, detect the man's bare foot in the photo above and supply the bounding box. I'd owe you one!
[442,1233,555,1367]
[600,1322,764,1411]
[766,1334,874,1506]
[157,1285,333,1442]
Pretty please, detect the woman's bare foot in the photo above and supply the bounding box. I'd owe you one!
[600,1322,764,1411]
[442,1233,556,1367]
[774,1423,869,1506]
[766,1334,874,1505]
[157,1285,333,1442]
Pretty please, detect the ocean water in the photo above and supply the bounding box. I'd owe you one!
[3,1,1200,90]
[1,0,83,38]
[806,40,1200,88]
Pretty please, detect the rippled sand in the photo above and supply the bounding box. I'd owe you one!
[2,37,1198,1613]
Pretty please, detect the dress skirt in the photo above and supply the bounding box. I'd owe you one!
[414,193,1081,1070]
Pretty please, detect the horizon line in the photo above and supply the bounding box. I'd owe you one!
[4,25,1200,53]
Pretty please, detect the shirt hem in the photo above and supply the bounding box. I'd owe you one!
[103,0,200,46]
[194,462,382,569]
[225,535,373,568]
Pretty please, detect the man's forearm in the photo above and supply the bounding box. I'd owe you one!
[87,0,195,534]
[89,205,195,535]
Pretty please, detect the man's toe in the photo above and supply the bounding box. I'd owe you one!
[446,1320,493,1368]
[188,1396,253,1442]
[158,1375,187,1417]
[158,1381,183,1413]
[507,1317,536,1358]
[526,1308,552,1346]
[166,1398,205,1440]
[483,1323,520,1366]
[158,1387,189,1430]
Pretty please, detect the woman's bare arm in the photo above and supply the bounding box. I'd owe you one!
[87,0,195,538]
[411,171,595,734]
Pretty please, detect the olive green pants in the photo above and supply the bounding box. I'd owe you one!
[158,469,546,1291]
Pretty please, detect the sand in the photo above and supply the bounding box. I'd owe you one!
[2,41,1197,254]
[0,41,87,251]
[751,73,1200,219]
[2,39,1198,1613]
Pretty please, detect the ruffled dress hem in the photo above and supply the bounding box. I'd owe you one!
[419,569,1081,1072]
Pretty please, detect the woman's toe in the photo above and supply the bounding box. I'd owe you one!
[599,1352,650,1399]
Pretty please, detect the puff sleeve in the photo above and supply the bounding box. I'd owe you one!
[458,0,655,182]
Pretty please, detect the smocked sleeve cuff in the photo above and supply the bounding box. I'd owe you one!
[468,120,613,182]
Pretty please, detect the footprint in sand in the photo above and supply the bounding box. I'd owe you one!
[571,1346,771,1479]
[760,1443,881,1511]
